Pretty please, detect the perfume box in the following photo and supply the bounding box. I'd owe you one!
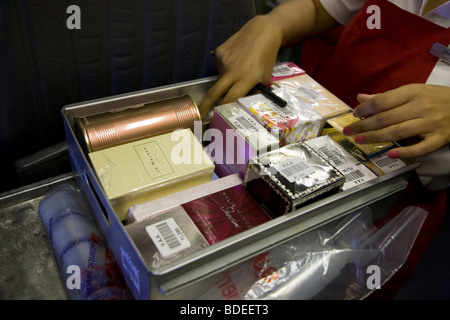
[181,184,271,245]
[327,113,394,160]
[124,207,210,272]
[272,74,351,133]
[89,129,215,221]
[237,88,322,146]
[327,131,416,176]
[244,142,345,217]
[305,135,377,190]
[127,173,243,223]
[208,102,279,179]
[269,62,306,85]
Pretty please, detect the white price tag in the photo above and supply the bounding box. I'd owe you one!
[146,218,191,258]
[228,114,263,136]
[370,154,406,174]
[275,157,316,183]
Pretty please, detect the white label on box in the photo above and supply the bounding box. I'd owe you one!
[146,218,191,258]
[370,154,406,174]
[228,114,264,137]
[340,164,377,190]
[275,157,316,183]
[272,64,295,77]
[315,145,347,167]
[296,86,324,103]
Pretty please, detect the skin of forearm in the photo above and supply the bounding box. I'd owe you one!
[264,0,339,48]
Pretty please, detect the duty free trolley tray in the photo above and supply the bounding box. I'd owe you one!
[62,76,418,299]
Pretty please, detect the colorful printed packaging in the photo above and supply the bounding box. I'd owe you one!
[237,87,322,146]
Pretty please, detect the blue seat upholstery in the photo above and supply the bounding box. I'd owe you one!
[0,0,256,191]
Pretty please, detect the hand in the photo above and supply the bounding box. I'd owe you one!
[198,15,282,119]
[343,84,450,159]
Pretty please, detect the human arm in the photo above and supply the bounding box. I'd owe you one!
[198,0,339,118]
[343,84,450,159]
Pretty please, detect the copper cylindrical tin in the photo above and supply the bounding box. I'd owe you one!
[75,95,200,153]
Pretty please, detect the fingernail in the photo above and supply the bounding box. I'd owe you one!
[355,135,365,144]
[387,150,400,158]
[343,127,352,135]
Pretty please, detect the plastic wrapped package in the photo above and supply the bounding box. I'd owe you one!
[88,128,215,221]
[269,62,306,84]
[244,142,345,217]
[327,131,417,175]
[198,205,427,300]
[127,173,243,223]
[327,113,394,160]
[237,87,322,146]
[272,74,351,132]
[207,102,279,179]
[305,135,378,190]
[38,183,132,300]
[124,207,210,272]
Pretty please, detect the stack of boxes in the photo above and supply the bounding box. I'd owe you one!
[83,62,413,275]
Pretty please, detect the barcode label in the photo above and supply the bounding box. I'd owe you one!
[341,164,377,190]
[229,114,263,136]
[370,154,405,173]
[296,86,324,102]
[146,218,191,257]
[317,146,346,167]
[276,157,316,183]
[272,64,294,77]
[345,169,364,182]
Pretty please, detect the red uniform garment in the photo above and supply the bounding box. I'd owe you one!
[301,0,449,299]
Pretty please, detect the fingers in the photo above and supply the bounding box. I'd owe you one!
[351,117,428,144]
[198,75,261,120]
[387,134,445,159]
[198,79,231,119]
[352,86,412,118]
[346,102,421,139]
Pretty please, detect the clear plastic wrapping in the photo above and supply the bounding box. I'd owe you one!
[198,205,428,300]
[273,74,351,121]
[238,87,322,146]
[88,128,215,221]
[124,207,210,271]
[244,142,345,217]
[327,113,394,159]
[305,135,378,190]
[38,184,132,300]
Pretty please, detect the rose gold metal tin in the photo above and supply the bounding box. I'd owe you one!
[75,95,200,153]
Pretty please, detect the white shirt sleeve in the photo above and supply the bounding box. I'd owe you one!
[319,0,365,25]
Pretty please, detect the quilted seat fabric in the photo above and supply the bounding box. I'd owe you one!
[0,0,255,191]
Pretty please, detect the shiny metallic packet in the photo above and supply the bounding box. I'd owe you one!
[244,142,345,217]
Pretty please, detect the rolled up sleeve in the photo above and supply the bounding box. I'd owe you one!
[320,0,365,25]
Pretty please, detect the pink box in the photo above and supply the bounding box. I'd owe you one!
[182,184,271,245]
[208,103,279,179]
[269,62,306,86]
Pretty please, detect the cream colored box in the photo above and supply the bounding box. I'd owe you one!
[89,129,215,221]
